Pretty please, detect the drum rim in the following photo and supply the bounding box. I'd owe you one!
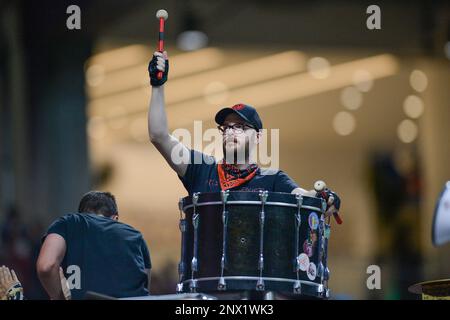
[181,191,324,212]
[182,201,322,212]
[182,276,322,287]
[181,276,327,297]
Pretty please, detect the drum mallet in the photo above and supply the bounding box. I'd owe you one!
[155,9,169,80]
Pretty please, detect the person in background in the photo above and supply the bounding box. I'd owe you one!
[37,191,151,300]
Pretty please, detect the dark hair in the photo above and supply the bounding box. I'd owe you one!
[78,191,118,217]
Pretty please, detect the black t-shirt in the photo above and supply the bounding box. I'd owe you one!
[43,213,151,300]
[179,150,299,195]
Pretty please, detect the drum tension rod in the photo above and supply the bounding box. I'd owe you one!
[256,190,268,291]
[294,193,303,294]
[177,198,186,293]
[190,193,200,292]
[218,190,229,291]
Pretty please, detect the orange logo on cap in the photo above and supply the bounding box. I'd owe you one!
[232,104,245,111]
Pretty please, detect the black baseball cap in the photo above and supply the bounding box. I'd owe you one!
[215,103,263,131]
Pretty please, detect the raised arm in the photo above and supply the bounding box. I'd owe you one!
[148,51,190,177]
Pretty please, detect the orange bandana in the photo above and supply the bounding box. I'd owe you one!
[217,163,259,190]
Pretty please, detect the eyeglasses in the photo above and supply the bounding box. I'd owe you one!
[217,123,255,134]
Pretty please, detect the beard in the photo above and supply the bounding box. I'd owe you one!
[223,138,248,164]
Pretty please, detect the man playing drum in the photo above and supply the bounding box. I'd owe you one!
[147,51,340,216]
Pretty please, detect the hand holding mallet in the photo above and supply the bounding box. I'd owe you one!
[314,180,342,224]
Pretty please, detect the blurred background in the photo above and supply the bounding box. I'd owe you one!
[0,0,449,299]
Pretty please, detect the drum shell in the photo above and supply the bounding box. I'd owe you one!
[180,191,327,295]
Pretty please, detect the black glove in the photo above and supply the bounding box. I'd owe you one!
[148,53,169,87]
[325,189,341,210]
[317,189,342,224]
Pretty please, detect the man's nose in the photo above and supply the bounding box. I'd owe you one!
[224,128,235,135]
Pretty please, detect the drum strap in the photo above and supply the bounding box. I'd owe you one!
[217,163,259,190]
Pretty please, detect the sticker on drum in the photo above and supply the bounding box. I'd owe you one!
[310,230,318,243]
[297,253,310,271]
[318,262,324,278]
[307,262,317,280]
[303,240,313,257]
[324,225,331,239]
[308,212,319,230]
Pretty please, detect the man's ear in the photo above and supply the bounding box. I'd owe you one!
[112,215,119,221]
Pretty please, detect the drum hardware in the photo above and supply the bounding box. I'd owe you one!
[318,262,324,279]
[293,280,302,294]
[264,291,275,300]
[293,193,303,293]
[256,190,268,291]
[176,283,184,293]
[321,198,327,214]
[190,193,200,292]
[177,198,186,293]
[190,279,198,292]
[322,218,331,296]
[218,277,226,291]
[317,213,325,282]
[317,192,331,298]
[323,267,330,297]
[317,284,324,294]
[324,267,330,281]
[218,190,230,290]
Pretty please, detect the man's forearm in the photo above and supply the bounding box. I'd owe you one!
[148,86,169,142]
[38,266,65,300]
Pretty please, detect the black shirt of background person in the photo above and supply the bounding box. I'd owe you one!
[42,213,151,299]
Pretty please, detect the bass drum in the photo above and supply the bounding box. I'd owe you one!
[176,191,331,299]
